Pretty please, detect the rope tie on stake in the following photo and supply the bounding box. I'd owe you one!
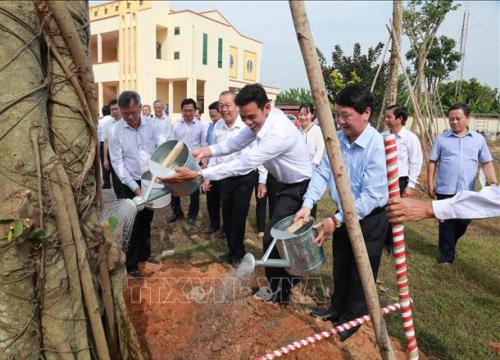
[255,302,402,360]
[384,133,419,359]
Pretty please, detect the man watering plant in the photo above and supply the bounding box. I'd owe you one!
[160,83,313,304]
[294,85,389,341]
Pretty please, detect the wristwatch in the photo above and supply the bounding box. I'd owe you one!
[331,216,342,228]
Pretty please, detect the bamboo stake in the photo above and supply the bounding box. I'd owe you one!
[288,2,395,359]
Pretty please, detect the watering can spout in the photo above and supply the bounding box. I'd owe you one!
[132,185,171,211]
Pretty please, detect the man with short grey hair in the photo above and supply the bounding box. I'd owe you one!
[153,99,171,140]
[109,91,164,277]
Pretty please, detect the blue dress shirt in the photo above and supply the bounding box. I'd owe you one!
[302,124,388,223]
[429,129,493,194]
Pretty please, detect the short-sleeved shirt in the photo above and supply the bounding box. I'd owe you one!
[429,129,493,194]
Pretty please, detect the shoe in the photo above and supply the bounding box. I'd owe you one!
[127,268,141,278]
[204,226,219,234]
[167,213,184,223]
[310,308,341,322]
[188,218,196,226]
[145,257,160,265]
[231,258,241,269]
[218,230,226,240]
[438,261,452,266]
[337,325,360,341]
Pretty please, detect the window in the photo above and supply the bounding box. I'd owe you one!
[174,51,180,60]
[156,42,162,60]
[202,33,208,65]
[229,54,234,68]
[218,38,223,68]
[246,59,254,73]
[174,26,180,35]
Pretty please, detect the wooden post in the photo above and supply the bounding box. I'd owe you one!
[288,2,396,359]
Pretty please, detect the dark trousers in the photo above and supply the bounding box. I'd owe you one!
[171,189,200,219]
[263,178,310,297]
[330,208,388,321]
[399,176,409,196]
[99,142,111,188]
[220,171,257,260]
[436,193,471,263]
[206,180,221,229]
[110,166,121,198]
[254,173,279,233]
[114,180,154,271]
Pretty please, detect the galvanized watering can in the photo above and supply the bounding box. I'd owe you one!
[132,171,172,211]
[132,140,201,211]
[243,215,326,276]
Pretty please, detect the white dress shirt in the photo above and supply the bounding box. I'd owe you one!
[432,186,500,220]
[169,118,207,149]
[382,127,423,188]
[104,117,121,141]
[299,124,325,166]
[204,108,313,184]
[97,115,112,142]
[208,115,267,184]
[153,114,172,144]
[109,116,163,192]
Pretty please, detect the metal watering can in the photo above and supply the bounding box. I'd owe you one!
[242,215,326,276]
[132,140,202,211]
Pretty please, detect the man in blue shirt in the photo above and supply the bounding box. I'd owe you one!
[428,103,496,264]
[294,85,388,341]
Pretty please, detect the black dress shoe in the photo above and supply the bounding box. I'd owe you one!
[231,258,241,269]
[167,213,184,223]
[127,268,141,278]
[337,325,360,341]
[145,257,160,265]
[310,308,341,322]
[204,226,219,234]
[188,218,196,226]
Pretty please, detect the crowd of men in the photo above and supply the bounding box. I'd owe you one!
[97,83,497,341]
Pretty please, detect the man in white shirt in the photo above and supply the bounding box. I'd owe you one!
[161,84,313,303]
[102,99,122,196]
[386,186,499,222]
[204,91,267,268]
[97,105,112,188]
[141,104,152,118]
[382,105,423,197]
[152,99,171,141]
[167,98,207,225]
[108,91,163,277]
[203,101,223,236]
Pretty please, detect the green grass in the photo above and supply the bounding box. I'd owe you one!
[169,142,500,359]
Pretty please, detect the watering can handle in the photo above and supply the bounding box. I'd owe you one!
[285,218,304,234]
[161,141,184,167]
[261,237,277,262]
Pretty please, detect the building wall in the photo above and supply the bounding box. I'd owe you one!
[90,1,278,119]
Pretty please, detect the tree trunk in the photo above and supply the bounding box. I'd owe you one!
[0,2,146,358]
[386,0,403,106]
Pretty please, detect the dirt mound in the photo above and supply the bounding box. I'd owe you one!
[125,260,414,359]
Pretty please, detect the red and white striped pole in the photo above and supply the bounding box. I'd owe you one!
[255,302,402,360]
[384,133,419,359]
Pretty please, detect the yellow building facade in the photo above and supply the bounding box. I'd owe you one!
[89,0,280,119]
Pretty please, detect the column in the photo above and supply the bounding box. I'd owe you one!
[98,82,103,114]
[168,80,174,115]
[187,78,197,100]
[97,33,102,63]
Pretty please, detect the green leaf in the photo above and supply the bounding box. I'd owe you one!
[13,221,23,238]
[108,216,119,232]
[29,228,45,241]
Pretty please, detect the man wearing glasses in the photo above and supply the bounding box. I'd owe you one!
[168,98,207,225]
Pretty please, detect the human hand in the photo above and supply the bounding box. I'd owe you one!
[103,158,110,171]
[158,167,198,184]
[192,147,212,162]
[427,184,436,199]
[294,207,311,223]
[402,187,414,198]
[386,197,434,224]
[134,187,142,197]
[201,180,212,192]
[257,184,267,199]
[313,217,335,246]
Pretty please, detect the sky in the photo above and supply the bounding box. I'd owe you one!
[91,1,500,91]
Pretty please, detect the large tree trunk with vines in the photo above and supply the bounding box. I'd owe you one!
[0,1,145,358]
